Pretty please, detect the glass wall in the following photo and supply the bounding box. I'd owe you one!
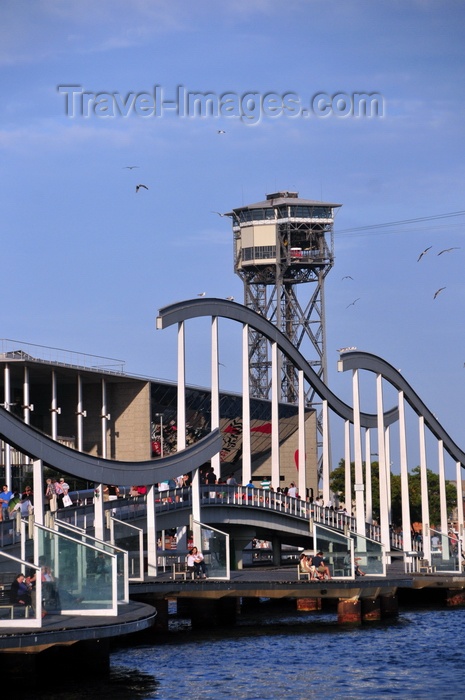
[313,523,353,578]
[195,521,229,579]
[430,527,461,573]
[350,531,385,576]
[36,522,118,615]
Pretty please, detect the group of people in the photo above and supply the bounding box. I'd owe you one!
[45,477,71,511]
[0,484,34,521]
[186,546,208,579]
[299,551,366,579]
[299,551,332,581]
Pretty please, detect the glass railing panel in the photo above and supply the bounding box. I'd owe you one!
[313,523,353,578]
[54,519,129,599]
[350,531,385,576]
[0,551,42,628]
[36,523,118,614]
[194,521,229,579]
[430,528,461,573]
[110,518,144,581]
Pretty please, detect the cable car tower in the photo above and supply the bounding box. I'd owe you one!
[228,191,341,409]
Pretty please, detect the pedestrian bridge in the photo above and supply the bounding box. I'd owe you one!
[0,297,464,630]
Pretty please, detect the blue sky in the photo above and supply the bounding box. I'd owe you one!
[1,1,464,471]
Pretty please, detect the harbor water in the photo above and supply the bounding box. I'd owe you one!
[21,601,465,700]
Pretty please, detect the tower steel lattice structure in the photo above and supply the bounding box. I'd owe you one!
[227,192,341,464]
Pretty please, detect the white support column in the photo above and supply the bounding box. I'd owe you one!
[376,373,391,557]
[385,425,392,524]
[242,324,252,486]
[22,367,33,476]
[456,462,464,537]
[51,370,60,441]
[344,420,352,512]
[322,399,330,504]
[297,370,306,502]
[419,415,431,562]
[3,364,11,487]
[191,467,201,547]
[364,429,373,524]
[101,378,109,459]
[211,316,220,479]
[94,484,105,541]
[177,322,186,452]
[438,440,448,541]
[95,379,109,542]
[77,374,86,452]
[33,458,44,526]
[146,484,157,576]
[23,367,32,425]
[352,369,365,536]
[398,391,411,552]
[177,322,188,550]
[271,341,280,489]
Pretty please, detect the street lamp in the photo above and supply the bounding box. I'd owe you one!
[155,413,164,458]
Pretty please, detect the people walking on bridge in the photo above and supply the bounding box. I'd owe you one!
[0,484,13,520]
[45,478,58,512]
[287,482,298,498]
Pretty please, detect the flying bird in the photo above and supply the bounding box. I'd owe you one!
[346,298,360,309]
[342,276,353,280]
[135,184,148,193]
[217,130,226,134]
[197,292,206,297]
[417,246,432,261]
[123,166,139,169]
[433,287,446,299]
[438,247,460,255]
[211,211,226,217]
[226,296,234,301]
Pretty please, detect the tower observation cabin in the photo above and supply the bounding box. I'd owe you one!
[228,191,341,406]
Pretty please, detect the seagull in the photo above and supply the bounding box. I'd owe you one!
[211,211,226,217]
[433,287,446,299]
[346,298,360,309]
[417,246,432,261]
[342,276,353,280]
[197,292,206,297]
[438,247,460,255]
[217,130,226,134]
[123,166,139,169]
[135,184,149,193]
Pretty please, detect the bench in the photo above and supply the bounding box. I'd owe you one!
[172,562,195,580]
[0,603,32,619]
[297,565,318,581]
[418,559,436,574]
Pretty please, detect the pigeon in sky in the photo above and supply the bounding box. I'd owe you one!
[197,292,206,297]
[342,275,353,280]
[217,130,226,134]
[346,298,360,309]
[417,246,432,261]
[124,166,139,169]
[136,184,148,193]
[226,296,234,301]
[433,287,446,299]
[438,247,460,255]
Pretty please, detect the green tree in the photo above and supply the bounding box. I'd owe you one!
[331,461,457,527]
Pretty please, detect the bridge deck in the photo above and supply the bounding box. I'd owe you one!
[1,564,464,653]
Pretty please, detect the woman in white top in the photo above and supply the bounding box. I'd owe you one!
[188,546,207,579]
